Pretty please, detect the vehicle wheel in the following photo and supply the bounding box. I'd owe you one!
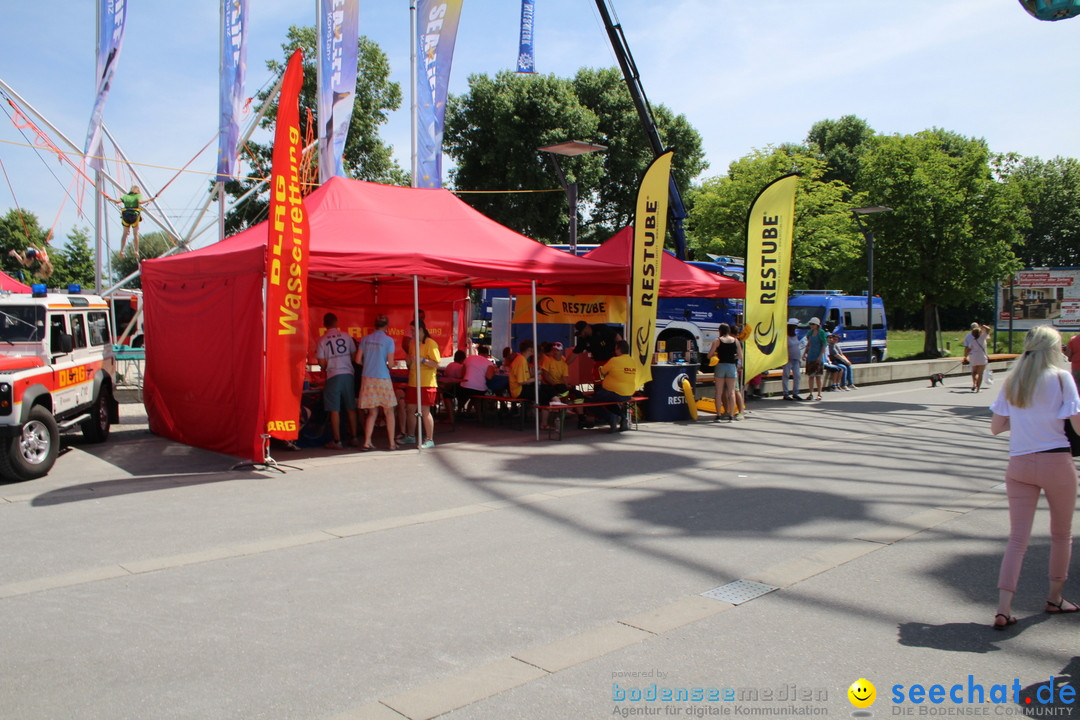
[81,386,112,443]
[870,350,882,363]
[0,406,60,481]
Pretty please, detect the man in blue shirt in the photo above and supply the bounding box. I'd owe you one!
[355,314,398,450]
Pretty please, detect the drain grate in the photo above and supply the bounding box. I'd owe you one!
[701,579,778,605]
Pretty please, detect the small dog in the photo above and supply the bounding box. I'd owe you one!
[929,373,946,387]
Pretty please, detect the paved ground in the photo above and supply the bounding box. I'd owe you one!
[1,374,1077,720]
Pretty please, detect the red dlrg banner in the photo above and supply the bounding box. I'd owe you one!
[264,49,310,441]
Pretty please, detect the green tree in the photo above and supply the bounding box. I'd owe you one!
[571,67,707,241]
[444,68,707,246]
[806,115,876,190]
[687,145,861,289]
[0,209,50,282]
[222,26,407,234]
[445,71,603,243]
[856,129,1026,355]
[49,227,96,288]
[999,154,1080,267]
[110,231,174,289]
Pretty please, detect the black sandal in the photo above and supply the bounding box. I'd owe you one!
[1045,598,1080,614]
[992,613,1017,630]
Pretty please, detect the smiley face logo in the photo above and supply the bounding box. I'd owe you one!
[848,678,876,708]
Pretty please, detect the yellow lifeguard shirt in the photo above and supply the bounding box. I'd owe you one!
[541,356,568,385]
[600,355,639,397]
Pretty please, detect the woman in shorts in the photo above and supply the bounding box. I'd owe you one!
[402,323,440,448]
[707,323,742,422]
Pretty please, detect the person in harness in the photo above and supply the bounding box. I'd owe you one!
[8,245,54,280]
[108,185,155,258]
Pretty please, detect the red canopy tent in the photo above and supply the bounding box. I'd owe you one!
[0,271,31,293]
[140,177,627,460]
[585,227,745,298]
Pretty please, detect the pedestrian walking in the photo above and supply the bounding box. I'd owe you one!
[988,325,1080,629]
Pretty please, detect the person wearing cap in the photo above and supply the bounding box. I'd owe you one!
[568,321,623,366]
[963,321,992,393]
[803,317,829,400]
[781,318,806,401]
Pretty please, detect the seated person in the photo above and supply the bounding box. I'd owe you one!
[826,333,856,390]
[444,350,466,380]
[509,340,536,400]
[538,341,572,430]
[539,342,569,402]
[591,340,639,433]
[487,346,513,395]
[459,345,496,411]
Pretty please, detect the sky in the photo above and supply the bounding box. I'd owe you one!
[1,0,1078,253]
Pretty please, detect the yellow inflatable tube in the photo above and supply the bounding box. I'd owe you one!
[682,377,698,420]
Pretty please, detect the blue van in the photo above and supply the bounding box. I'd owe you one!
[788,291,887,363]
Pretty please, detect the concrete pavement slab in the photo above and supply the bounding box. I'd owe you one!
[5,374,1073,720]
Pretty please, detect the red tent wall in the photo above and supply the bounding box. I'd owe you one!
[0,271,31,293]
[142,246,266,461]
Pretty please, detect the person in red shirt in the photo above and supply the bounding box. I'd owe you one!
[1065,333,1080,388]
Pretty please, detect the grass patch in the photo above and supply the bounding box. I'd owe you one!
[887,329,960,361]
[888,328,1077,361]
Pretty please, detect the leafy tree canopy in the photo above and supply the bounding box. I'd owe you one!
[856,129,1026,353]
[998,154,1080,267]
[806,115,876,190]
[0,209,95,287]
[687,145,859,290]
[48,227,95,288]
[444,68,706,245]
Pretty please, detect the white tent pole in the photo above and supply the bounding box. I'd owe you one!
[532,280,540,441]
[413,274,423,449]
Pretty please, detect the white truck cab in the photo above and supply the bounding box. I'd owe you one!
[0,288,119,481]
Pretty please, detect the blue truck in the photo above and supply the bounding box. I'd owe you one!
[787,290,887,363]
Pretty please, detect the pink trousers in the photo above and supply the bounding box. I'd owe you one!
[997,451,1078,593]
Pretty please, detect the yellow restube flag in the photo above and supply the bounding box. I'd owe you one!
[744,174,798,382]
[630,151,673,386]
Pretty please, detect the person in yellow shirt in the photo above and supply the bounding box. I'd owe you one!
[593,340,639,433]
[540,342,569,394]
[402,323,441,448]
[538,341,571,430]
[509,340,536,399]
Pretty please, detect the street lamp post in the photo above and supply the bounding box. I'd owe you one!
[851,206,893,364]
[538,141,606,254]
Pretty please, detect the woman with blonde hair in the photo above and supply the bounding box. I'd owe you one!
[989,325,1080,629]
